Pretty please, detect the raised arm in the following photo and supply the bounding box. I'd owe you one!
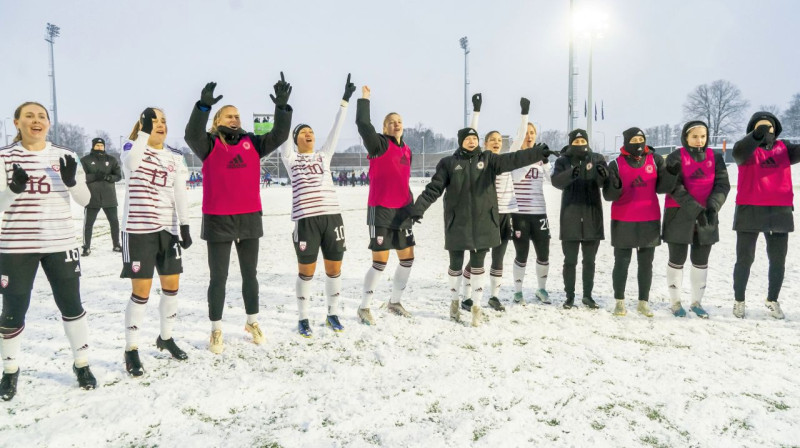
[65,155,90,207]
[469,93,481,131]
[355,86,389,157]
[732,125,769,165]
[492,144,548,175]
[253,72,293,158]
[184,82,222,161]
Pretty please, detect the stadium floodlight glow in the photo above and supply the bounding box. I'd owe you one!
[571,5,608,141]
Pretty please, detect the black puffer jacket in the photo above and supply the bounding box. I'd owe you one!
[80,150,122,208]
[551,149,607,241]
[662,121,730,245]
[413,145,547,250]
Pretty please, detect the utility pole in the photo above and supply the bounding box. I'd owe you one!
[45,23,60,145]
[459,37,470,128]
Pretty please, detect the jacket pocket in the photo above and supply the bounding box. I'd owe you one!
[446,212,456,230]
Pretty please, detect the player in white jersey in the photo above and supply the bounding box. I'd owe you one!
[0,102,95,400]
[459,94,530,312]
[120,108,192,377]
[510,121,553,305]
[280,75,354,337]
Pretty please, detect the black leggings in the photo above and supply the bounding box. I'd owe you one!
[668,243,712,267]
[450,249,489,272]
[490,240,509,271]
[83,206,120,248]
[207,238,260,321]
[1,277,82,332]
[561,240,600,299]
[512,233,550,266]
[733,232,788,302]
[612,247,655,301]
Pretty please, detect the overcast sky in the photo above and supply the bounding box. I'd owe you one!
[1,0,798,152]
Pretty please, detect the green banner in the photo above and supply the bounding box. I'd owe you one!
[253,114,274,136]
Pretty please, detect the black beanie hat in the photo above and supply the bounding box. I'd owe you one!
[91,138,105,148]
[458,127,479,147]
[746,111,782,137]
[292,124,312,144]
[622,127,645,144]
[568,129,588,145]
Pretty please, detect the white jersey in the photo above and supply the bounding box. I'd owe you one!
[512,161,550,215]
[0,142,90,254]
[121,132,189,235]
[280,101,348,221]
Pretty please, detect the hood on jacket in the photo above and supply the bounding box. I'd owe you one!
[746,111,782,137]
[681,120,709,150]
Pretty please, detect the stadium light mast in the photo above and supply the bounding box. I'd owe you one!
[45,23,60,145]
[459,37,470,128]
[567,0,576,133]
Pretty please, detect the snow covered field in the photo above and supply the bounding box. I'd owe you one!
[3,170,800,448]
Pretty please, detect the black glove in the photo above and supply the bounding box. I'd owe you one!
[342,73,356,102]
[410,212,423,224]
[8,164,29,194]
[472,93,482,112]
[179,225,192,249]
[520,97,530,115]
[199,82,223,108]
[539,144,555,160]
[753,124,771,140]
[270,71,292,107]
[666,156,681,176]
[139,108,157,134]
[104,174,115,182]
[572,165,581,179]
[596,163,608,180]
[706,208,718,227]
[60,155,78,187]
[696,210,708,227]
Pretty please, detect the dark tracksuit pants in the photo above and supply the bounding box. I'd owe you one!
[207,239,260,321]
[83,207,120,249]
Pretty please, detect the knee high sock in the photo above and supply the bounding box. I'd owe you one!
[296,274,313,321]
[489,270,502,298]
[361,261,386,309]
[666,263,683,306]
[535,260,549,290]
[460,267,472,300]
[63,312,89,367]
[125,294,148,351]
[690,264,708,305]
[159,288,179,340]
[325,273,342,315]
[470,268,486,306]
[448,269,462,302]
[391,258,414,304]
[0,327,23,374]
[513,260,525,294]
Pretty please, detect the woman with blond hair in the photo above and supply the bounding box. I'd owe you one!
[184,74,292,353]
[0,101,94,399]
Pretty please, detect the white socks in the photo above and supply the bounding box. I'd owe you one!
[535,260,549,290]
[0,327,23,374]
[159,289,178,340]
[361,261,386,309]
[211,320,223,331]
[489,273,502,298]
[296,274,313,320]
[667,264,683,306]
[690,265,708,305]
[448,269,462,301]
[460,268,472,300]
[391,258,414,304]
[63,313,89,368]
[470,268,486,306]
[513,260,525,293]
[125,294,148,351]
[326,273,342,315]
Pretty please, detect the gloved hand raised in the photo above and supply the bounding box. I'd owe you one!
[520,97,530,115]
[753,124,771,140]
[472,93,482,112]
[342,73,356,102]
[139,108,157,134]
[60,155,78,187]
[270,71,292,107]
[8,164,29,194]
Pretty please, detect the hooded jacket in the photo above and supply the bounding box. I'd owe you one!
[80,149,122,208]
[413,144,547,251]
[662,121,730,245]
[551,142,608,241]
[731,112,800,233]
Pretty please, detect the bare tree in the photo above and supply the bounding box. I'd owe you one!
[48,122,88,155]
[759,104,782,117]
[93,130,117,155]
[683,80,750,144]
[782,93,800,139]
[537,129,567,152]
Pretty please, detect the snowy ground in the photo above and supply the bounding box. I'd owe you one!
[3,169,800,448]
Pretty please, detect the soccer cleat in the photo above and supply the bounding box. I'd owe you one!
[470,305,482,327]
[460,299,473,312]
[766,301,785,320]
[81,247,91,257]
[562,297,575,310]
[513,292,525,305]
[326,315,345,332]
[637,300,654,318]
[209,330,224,354]
[582,296,599,309]
[124,349,144,377]
[672,303,687,317]
[535,289,551,304]
[689,302,708,319]
[73,364,97,390]
[244,322,265,345]
[156,336,188,360]
[488,297,505,312]
[112,245,122,253]
[450,300,462,323]
[733,301,746,319]
[387,302,412,318]
[357,308,375,326]
[0,369,20,401]
[298,319,313,338]
[613,299,627,316]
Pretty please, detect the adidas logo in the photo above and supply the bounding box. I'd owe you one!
[689,168,707,179]
[227,154,247,169]
[455,165,463,171]
[77,344,89,352]
[760,157,779,168]
[631,175,647,187]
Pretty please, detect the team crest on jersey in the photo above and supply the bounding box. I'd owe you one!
[646,165,654,174]
[515,230,521,238]
[132,261,141,273]
[243,142,252,150]
[586,162,593,171]
[477,161,485,170]
[105,161,109,166]
[299,241,307,251]
[706,161,712,167]
[1,275,7,288]
[167,165,175,172]
[377,236,384,245]
[52,164,60,172]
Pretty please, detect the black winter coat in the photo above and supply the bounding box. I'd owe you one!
[662,149,729,245]
[80,150,122,208]
[414,145,547,251]
[551,151,607,241]
[603,151,675,248]
[731,132,800,233]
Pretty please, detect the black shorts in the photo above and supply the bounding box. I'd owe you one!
[120,230,183,279]
[293,214,346,264]
[368,226,416,251]
[0,249,82,295]
[499,213,513,241]
[512,213,551,242]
